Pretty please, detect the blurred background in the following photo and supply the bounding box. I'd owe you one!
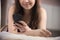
[0,0,60,36]
[0,0,1,27]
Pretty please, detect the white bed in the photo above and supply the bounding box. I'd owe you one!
[0,31,60,40]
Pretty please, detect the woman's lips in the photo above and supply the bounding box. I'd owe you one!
[25,4,30,7]
[25,4,30,6]
[23,3,31,7]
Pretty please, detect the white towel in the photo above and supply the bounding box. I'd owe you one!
[0,31,60,40]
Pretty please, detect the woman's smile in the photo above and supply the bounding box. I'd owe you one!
[24,3,30,7]
[19,0,35,9]
[23,2,31,7]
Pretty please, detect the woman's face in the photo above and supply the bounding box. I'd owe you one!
[19,0,35,10]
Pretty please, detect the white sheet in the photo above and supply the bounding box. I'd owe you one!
[0,31,60,40]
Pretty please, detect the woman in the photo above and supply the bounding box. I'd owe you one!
[8,0,52,37]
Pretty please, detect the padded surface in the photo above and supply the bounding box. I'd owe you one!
[0,31,60,40]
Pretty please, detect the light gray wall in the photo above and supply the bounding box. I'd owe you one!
[41,2,60,30]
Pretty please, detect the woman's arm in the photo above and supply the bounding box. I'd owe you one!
[36,7,52,36]
[38,7,47,29]
[8,5,17,33]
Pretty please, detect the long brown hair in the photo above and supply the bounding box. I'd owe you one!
[13,0,41,29]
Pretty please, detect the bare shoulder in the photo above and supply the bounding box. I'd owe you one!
[39,7,46,13]
[41,7,46,12]
[9,5,15,15]
[38,7,47,15]
[40,7,46,11]
[38,7,47,19]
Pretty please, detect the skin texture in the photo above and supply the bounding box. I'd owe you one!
[8,0,52,37]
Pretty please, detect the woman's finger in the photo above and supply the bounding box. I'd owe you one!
[18,21,27,26]
[15,23,25,28]
[42,29,52,36]
[18,21,31,30]
[39,30,49,37]
[13,24,26,32]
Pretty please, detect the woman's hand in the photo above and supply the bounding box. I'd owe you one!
[13,21,52,37]
[36,29,52,37]
[23,29,52,37]
[38,29,52,37]
[14,21,31,33]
